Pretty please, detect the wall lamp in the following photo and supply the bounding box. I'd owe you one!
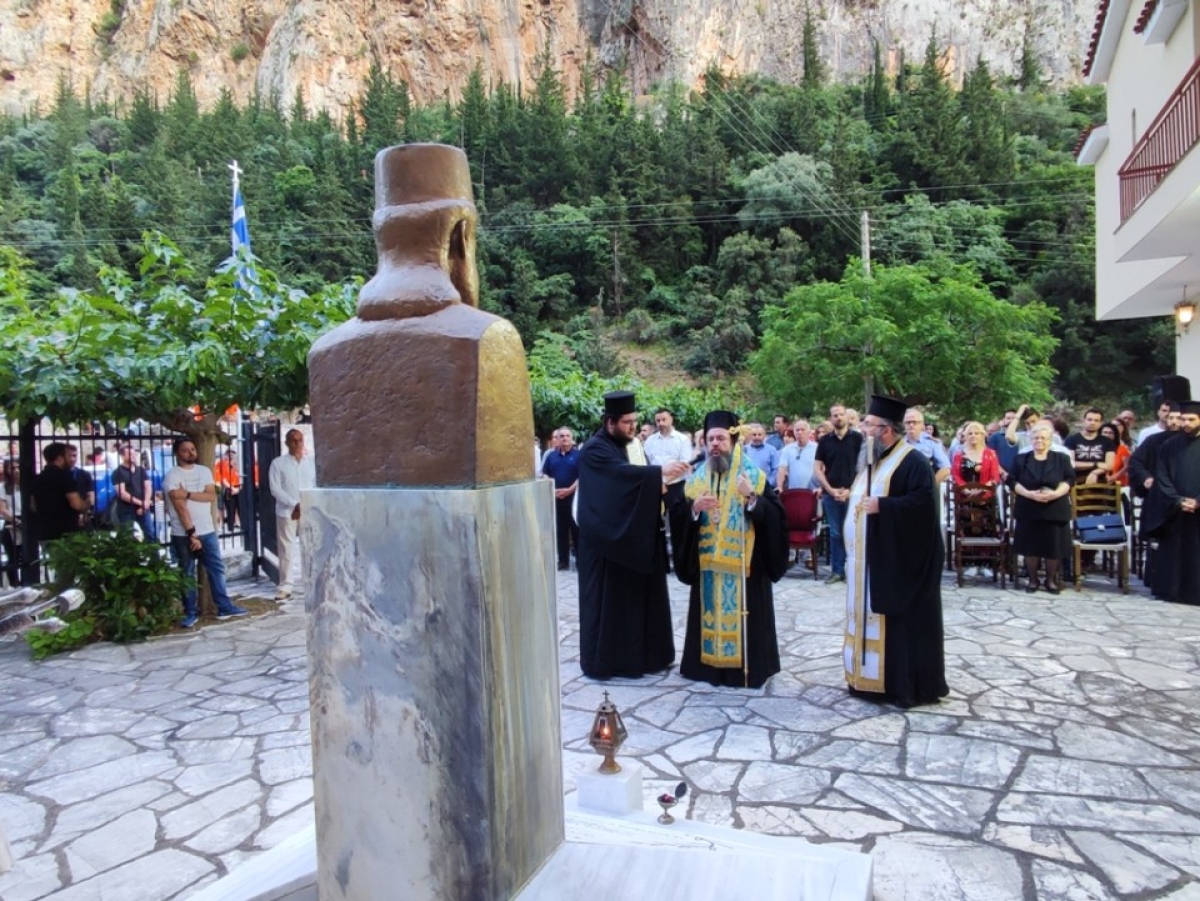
[1176,295,1196,335]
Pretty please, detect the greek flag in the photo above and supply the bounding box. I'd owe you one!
[232,187,251,257]
[229,160,254,290]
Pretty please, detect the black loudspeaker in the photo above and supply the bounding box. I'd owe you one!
[1151,375,1191,407]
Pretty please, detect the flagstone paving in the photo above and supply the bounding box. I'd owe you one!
[1,565,1198,900]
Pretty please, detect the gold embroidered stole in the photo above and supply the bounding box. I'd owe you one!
[685,446,768,668]
[844,441,913,692]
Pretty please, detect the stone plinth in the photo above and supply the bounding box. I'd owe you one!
[303,482,561,901]
[576,762,644,815]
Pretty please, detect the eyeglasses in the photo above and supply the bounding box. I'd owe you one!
[618,416,638,426]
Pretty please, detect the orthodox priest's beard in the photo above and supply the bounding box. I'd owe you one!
[607,424,633,446]
[709,452,731,476]
[858,437,885,470]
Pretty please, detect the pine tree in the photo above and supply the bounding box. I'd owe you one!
[864,39,890,124]
[126,88,160,151]
[801,5,826,90]
[1017,30,1043,92]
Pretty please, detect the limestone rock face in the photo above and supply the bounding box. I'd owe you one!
[0,0,1098,116]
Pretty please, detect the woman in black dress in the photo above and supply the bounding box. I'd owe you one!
[1007,423,1074,594]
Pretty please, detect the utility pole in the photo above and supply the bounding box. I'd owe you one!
[861,210,875,407]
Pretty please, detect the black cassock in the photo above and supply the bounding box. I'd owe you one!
[851,444,948,708]
[668,487,789,689]
[1150,432,1200,606]
[575,428,675,679]
[1131,428,1177,588]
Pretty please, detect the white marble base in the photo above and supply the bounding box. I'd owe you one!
[0,822,12,874]
[186,826,316,901]
[184,806,872,901]
[303,484,562,901]
[576,762,644,815]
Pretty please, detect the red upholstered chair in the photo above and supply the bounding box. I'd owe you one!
[780,488,822,579]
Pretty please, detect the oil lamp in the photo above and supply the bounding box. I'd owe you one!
[587,691,628,774]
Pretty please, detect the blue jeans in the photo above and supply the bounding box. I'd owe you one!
[822,495,849,576]
[171,532,235,616]
[117,508,156,543]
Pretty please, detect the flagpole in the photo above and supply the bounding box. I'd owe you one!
[229,159,242,204]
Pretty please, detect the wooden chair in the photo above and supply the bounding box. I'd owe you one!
[951,483,1008,588]
[780,488,822,579]
[1071,483,1130,593]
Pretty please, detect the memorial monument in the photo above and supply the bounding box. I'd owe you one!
[304,144,560,901]
[190,143,871,901]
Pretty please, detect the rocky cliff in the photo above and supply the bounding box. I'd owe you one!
[0,0,1099,117]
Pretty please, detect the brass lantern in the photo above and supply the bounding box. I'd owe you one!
[588,691,628,774]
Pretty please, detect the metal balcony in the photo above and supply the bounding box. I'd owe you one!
[1118,55,1200,224]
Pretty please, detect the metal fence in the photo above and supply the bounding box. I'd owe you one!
[1,414,280,586]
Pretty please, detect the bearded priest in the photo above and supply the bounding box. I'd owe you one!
[670,411,789,689]
[844,395,948,708]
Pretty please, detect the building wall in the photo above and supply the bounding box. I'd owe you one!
[1093,1,1199,323]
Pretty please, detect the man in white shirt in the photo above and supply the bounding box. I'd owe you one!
[1137,401,1172,446]
[643,408,693,469]
[268,429,316,599]
[164,438,248,628]
[777,419,820,493]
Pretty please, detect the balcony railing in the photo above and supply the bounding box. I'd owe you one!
[1118,54,1200,224]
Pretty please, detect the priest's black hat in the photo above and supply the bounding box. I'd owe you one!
[603,390,637,418]
[867,395,908,424]
[703,410,740,436]
[1180,400,1200,415]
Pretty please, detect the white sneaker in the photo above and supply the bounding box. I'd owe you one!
[964,567,978,578]
[275,587,293,600]
[980,567,994,580]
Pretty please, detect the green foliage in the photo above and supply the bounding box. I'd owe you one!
[0,236,357,450]
[528,332,736,438]
[39,528,192,652]
[0,56,1160,415]
[95,2,126,43]
[26,617,96,660]
[751,260,1058,423]
[231,43,250,63]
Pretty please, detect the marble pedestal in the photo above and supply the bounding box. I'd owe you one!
[303,483,562,901]
[0,822,12,874]
[576,762,644,815]
[185,804,874,901]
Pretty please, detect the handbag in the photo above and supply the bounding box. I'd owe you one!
[1075,512,1126,544]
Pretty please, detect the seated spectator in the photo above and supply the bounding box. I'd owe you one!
[951,421,1000,500]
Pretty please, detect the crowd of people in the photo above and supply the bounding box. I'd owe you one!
[542,390,1200,708]
[5,423,316,628]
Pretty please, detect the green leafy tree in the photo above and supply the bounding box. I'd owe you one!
[0,236,357,465]
[873,195,1015,288]
[750,260,1058,422]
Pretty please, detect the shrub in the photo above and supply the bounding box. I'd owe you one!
[231,43,250,63]
[37,528,191,654]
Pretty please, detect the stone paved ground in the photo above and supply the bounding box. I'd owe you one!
[1,564,1199,901]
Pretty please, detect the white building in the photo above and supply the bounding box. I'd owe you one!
[1078,0,1200,396]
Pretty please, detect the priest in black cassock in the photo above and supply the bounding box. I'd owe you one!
[576,391,691,679]
[669,411,789,689]
[1129,401,1180,588]
[843,395,948,708]
[1149,401,1200,606]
